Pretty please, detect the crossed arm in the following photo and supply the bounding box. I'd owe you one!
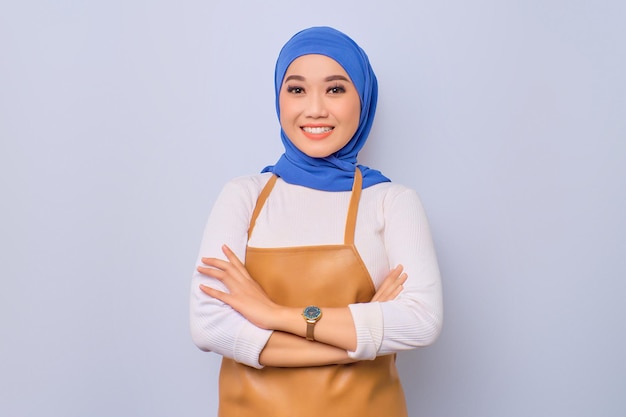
[190,177,442,368]
[197,245,407,367]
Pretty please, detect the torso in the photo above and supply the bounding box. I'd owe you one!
[218,170,408,417]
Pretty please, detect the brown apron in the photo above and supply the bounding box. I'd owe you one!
[218,169,408,417]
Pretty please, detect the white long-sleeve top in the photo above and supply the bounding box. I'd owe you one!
[190,172,443,369]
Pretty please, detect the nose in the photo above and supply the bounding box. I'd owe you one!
[304,92,329,118]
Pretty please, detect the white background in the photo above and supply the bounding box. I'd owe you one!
[1,1,625,416]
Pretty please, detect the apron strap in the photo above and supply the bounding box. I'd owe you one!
[344,168,362,246]
[248,170,362,245]
[248,175,278,240]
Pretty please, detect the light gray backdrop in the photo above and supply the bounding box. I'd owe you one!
[1,1,624,416]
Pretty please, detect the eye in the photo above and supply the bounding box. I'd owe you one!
[327,84,346,94]
[286,85,305,94]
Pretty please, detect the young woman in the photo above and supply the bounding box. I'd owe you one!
[190,26,443,417]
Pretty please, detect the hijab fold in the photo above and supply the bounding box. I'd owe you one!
[262,26,390,191]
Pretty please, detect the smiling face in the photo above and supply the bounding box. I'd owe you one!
[278,54,361,159]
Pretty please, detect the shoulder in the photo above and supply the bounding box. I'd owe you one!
[219,172,275,199]
[363,181,424,208]
[210,173,275,215]
[207,173,276,225]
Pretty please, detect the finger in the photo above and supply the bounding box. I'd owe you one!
[372,272,407,302]
[222,245,253,280]
[372,285,402,302]
[372,270,398,301]
[385,265,404,282]
[221,245,244,268]
[387,284,404,300]
[197,265,227,281]
[200,257,231,271]
[388,273,407,293]
[199,284,230,303]
[385,277,406,300]
[393,264,404,277]
[376,265,403,294]
[200,256,247,283]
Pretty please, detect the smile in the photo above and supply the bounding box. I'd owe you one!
[301,126,334,140]
[301,126,334,134]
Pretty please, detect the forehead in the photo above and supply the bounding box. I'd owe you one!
[283,54,350,79]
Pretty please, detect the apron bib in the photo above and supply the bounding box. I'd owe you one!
[218,170,407,417]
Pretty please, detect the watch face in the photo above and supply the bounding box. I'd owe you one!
[303,305,322,321]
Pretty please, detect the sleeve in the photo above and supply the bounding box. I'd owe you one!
[347,187,443,359]
[189,176,273,369]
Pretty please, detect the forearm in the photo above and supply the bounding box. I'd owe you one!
[264,265,407,354]
[268,306,357,352]
[259,331,355,367]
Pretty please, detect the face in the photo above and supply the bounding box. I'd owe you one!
[279,54,361,158]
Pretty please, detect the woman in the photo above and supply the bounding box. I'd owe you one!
[190,26,443,417]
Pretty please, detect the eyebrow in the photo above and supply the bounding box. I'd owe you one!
[283,75,352,83]
[325,75,351,82]
[284,75,305,82]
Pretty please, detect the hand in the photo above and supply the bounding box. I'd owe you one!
[197,245,279,330]
[371,265,407,302]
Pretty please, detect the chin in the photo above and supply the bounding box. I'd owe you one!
[304,151,332,159]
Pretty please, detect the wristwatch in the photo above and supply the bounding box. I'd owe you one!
[302,305,322,341]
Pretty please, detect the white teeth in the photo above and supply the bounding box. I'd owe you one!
[302,126,333,134]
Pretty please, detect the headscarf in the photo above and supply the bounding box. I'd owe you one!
[262,26,390,191]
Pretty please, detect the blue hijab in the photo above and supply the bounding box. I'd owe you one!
[262,26,390,191]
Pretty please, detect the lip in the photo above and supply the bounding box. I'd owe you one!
[301,124,334,140]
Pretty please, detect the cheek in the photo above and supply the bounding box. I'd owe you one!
[278,95,296,123]
[346,100,361,131]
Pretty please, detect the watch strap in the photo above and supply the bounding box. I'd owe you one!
[306,321,316,341]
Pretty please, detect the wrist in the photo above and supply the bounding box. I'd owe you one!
[302,305,323,341]
[272,306,304,335]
